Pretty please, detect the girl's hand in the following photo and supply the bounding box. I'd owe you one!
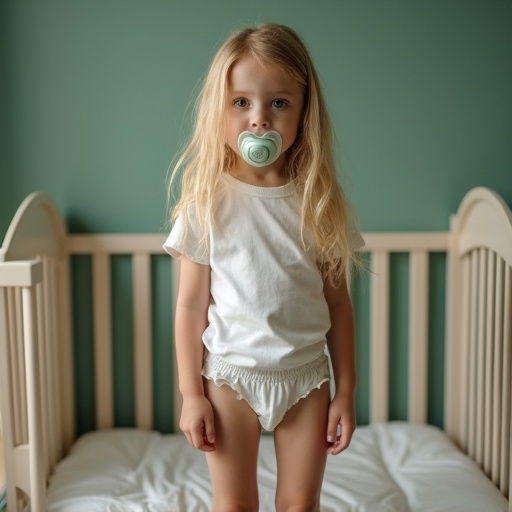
[180,395,216,452]
[326,392,356,455]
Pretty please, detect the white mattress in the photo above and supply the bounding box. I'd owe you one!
[46,422,507,512]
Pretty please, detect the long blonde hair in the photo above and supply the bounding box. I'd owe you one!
[168,23,360,286]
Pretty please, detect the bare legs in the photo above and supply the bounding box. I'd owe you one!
[274,383,330,511]
[204,379,261,511]
[204,379,330,512]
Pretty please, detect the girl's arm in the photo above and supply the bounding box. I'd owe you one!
[324,276,357,455]
[174,256,215,451]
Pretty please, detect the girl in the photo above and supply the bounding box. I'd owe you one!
[165,23,363,512]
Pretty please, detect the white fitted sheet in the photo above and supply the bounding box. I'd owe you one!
[46,422,507,512]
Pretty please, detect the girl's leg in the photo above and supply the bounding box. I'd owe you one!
[204,378,262,512]
[273,382,330,512]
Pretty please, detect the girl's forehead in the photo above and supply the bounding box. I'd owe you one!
[227,55,303,92]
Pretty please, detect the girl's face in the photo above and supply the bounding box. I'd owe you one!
[225,54,305,180]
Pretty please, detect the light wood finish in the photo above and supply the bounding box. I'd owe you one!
[133,253,153,431]
[67,233,165,254]
[92,253,113,430]
[369,251,390,423]
[408,251,429,423]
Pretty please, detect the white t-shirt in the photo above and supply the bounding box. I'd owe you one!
[164,173,363,370]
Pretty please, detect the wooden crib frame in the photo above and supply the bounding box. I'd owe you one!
[0,187,511,512]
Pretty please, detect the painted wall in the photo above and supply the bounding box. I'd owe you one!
[1,1,510,236]
[1,1,511,433]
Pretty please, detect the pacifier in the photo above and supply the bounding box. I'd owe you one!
[237,131,282,167]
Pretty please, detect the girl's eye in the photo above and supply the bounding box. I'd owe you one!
[234,99,248,107]
[272,99,287,109]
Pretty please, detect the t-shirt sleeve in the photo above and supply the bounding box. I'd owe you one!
[163,207,210,265]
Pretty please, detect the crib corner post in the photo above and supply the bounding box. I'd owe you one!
[0,288,17,512]
[21,279,47,511]
[444,213,464,444]
[0,260,47,512]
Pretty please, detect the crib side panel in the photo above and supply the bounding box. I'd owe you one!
[361,233,449,425]
[445,187,512,499]
[0,262,46,511]
[66,234,177,433]
[68,231,452,435]
[0,193,73,512]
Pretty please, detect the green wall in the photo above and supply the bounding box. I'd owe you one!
[1,0,510,235]
[1,1,511,434]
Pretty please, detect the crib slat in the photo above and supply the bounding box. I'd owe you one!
[408,251,429,423]
[467,251,478,459]
[22,284,46,511]
[0,288,18,507]
[492,257,504,485]
[133,253,153,431]
[93,253,114,430]
[171,259,182,434]
[7,289,22,445]
[500,265,511,495]
[483,252,496,476]
[35,273,50,477]
[370,251,390,423]
[57,257,74,452]
[45,259,61,470]
[459,254,471,451]
[52,260,65,460]
[14,288,28,445]
[445,241,470,447]
[475,248,487,466]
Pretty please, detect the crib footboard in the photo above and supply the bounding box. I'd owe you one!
[0,193,73,512]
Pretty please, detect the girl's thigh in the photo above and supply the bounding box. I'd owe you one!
[273,382,330,509]
[204,378,262,508]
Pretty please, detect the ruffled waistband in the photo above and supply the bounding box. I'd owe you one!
[202,352,330,383]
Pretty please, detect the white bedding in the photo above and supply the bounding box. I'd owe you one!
[46,422,507,512]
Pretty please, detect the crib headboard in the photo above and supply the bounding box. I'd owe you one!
[0,187,511,511]
[0,193,73,509]
[445,187,512,495]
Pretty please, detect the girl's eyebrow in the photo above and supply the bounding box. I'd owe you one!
[229,89,295,97]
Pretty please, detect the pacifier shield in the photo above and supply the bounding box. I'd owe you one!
[237,131,283,167]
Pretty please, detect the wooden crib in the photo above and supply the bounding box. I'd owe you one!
[0,186,511,511]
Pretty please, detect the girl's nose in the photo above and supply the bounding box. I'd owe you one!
[251,107,269,129]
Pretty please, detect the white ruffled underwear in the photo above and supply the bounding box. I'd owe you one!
[202,352,330,431]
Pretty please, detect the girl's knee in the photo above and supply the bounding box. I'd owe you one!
[275,493,321,512]
[213,497,259,512]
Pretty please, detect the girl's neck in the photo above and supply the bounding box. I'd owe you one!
[229,156,289,188]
